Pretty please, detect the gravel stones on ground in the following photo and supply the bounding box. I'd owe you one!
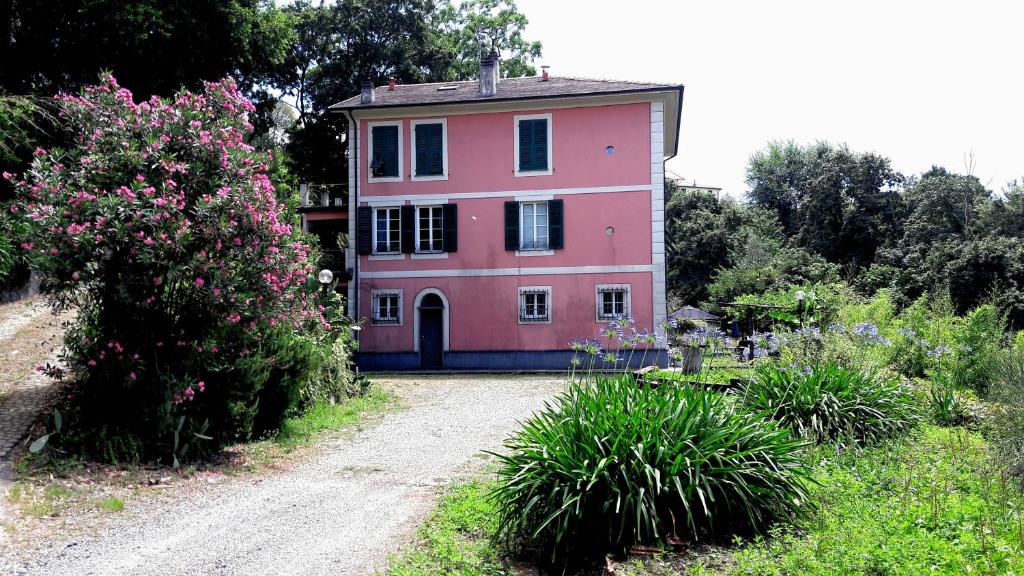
[8,374,563,576]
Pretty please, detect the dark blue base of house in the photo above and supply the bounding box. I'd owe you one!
[356,349,669,372]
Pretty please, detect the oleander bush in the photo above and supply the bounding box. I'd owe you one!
[740,364,919,446]
[8,75,350,463]
[491,374,812,567]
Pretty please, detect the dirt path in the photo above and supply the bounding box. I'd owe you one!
[7,375,562,576]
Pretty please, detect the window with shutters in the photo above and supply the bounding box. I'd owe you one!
[371,289,403,325]
[520,201,549,250]
[416,205,444,253]
[518,286,552,323]
[368,121,403,182]
[596,284,631,321]
[373,207,401,254]
[514,113,552,177]
[411,119,447,180]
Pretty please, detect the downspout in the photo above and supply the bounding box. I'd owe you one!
[341,109,359,336]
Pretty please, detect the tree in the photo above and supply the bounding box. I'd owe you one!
[434,0,543,80]
[0,0,293,100]
[664,181,778,305]
[746,141,904,271]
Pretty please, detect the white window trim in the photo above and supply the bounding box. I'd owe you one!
[414,204,444,254]
[595,284,631,322]
[519,200,550,252]
[371,206,402,255]
[518,285,552,325]
[513,112,553,177]
[370,289,403,326]
[367,120,403,183]
[410,118,448,182]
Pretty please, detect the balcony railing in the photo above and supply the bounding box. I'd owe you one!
[300,184,348,210]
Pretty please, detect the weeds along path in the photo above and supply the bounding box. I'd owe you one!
[12,374,562,576]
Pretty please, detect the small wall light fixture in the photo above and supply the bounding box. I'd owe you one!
[605,145,615,155]
[605,226,615,236]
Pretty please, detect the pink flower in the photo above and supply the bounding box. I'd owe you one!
[153,276,162,286]
[87,359,97,366]
[197,381,205,393]
[194,277,205,287]
[71,272,80,280]
[129,372,137,380]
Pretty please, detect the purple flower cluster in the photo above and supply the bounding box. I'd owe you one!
[852,323,891,346]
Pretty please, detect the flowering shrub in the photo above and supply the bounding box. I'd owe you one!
[8,75,332,461]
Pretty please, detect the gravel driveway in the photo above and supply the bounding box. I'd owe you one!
[9,374,563,576]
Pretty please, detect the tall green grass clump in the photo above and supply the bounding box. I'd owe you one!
[741,364,918,446]
[491,375,812,567]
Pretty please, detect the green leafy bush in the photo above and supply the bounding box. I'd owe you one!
[8,75,349,463]
[491,375,812,567]
[740,364,918,446]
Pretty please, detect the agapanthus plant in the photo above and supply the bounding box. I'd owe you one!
[8,75,325,461]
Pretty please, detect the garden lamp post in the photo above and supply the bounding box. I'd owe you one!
[318,268,333,295]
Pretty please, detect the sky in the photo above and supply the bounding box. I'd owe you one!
[513,0,1024,197]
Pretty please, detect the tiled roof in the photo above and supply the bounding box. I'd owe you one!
[329,76,683,111]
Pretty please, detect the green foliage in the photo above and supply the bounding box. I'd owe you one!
[746,140,905,269]
[275,387,395,448]
[492,375,812,567]
[941,304,1005,395]
[928,377,967,427]
[733,426,1024,576]
[385,481,512,576]
[1,0,293,99]
[665,181,781,306]
[435,0,542,80]
[11,76,351,463]
[741,364,919,447]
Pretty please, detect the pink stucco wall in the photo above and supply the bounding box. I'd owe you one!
[360,191,651,273]
[353,101,657,356]
[358,103,652,194]
[359,272,654,352]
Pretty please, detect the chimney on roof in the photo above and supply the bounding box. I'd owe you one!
[360,81,375,104]
[479,51,500,97]
[387,77,396,90]
[541,65,550,82]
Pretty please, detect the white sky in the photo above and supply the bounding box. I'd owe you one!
[515,0,1024,197]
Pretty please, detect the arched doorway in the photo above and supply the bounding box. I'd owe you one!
[418,292,445,368]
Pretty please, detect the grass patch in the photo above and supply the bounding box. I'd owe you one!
[224,387,398,474]
[6,482,24,503]
[97,496,124,512]
[43,485,74,499]
[387,426,1024,576]
[732,425,1024,575]
[276,387,396,447]
[384,481,510,576]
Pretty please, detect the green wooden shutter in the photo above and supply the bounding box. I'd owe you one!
[532,119,548,170]
[414,125,429,177]
[442,203,457,252]
[400,205,415,254]
[548,199,564,249]
[518,119,548,171]
[356,206,372,255]
[372,126,399,177]
[504,201,519,251]
[518,120,534,171]
[428,124,443,175]
[415,123,443,176]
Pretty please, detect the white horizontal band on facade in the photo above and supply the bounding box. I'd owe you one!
[360,264,654,279]
[359,183,654,205]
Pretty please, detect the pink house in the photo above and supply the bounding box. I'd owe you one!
[325,56,683,370]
